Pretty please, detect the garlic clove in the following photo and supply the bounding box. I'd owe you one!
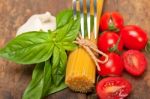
[16,12,56,36]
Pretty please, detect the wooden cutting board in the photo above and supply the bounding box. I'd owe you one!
[0,0,150,99]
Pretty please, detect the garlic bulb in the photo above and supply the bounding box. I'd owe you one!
[16,12,56,36]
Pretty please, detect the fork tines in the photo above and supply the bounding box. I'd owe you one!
[72,0,97,39]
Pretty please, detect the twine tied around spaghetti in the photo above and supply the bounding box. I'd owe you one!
[74,34,109,71]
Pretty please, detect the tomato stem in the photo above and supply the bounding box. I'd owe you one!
[145,40,150,53]
[96,75,102,83]
[108,18,116,30]
[108,17,120,32]
[109,36,121,54]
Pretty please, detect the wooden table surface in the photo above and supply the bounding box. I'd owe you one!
[0,0,150,99]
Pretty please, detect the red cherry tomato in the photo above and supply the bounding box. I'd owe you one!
[96,77,132,99]
[98,53,124,76]
[97,31,124,53]
[120,25,148,50]
[122,50,147,76]
[100,12,124,31]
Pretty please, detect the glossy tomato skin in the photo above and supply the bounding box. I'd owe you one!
[100,12,124,31]
[111,12,124,31]
[96,77,132,99]
[122,50,147,76]
[97,31,124,53]
[98,53,124,76]
[120,25,148,50]
[100,12,111,31]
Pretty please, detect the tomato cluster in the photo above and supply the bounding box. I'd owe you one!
[96,12,148,99]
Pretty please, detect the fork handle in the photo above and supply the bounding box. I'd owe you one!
[76,0,104,41]
[92,0,104,41]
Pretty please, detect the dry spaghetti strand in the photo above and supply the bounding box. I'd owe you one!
[74,34,109,71]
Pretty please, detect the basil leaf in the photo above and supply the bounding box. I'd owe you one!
[55,17,80,51]
[62,42,78,51]
[51,47,60,86]
[59,49,67,69]
[52,47,60,67]
[23,63,44,99]
[61,19,80,42]
[0,31,54,64]
[51,47,67,86]
[42,61,52,97]
[56,9,73,28]
[47,50,67,95]
[23,61,52,99]
[48,81,67,94]
[55,19,80,42]
[44,56,67,96]
[56,49,67,86]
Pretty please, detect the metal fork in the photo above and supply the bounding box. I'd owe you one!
[72,0,97,39]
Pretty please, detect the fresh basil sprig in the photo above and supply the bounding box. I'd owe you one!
[0,9,80,99]
[0,13,80,64]
[23,10,80,99]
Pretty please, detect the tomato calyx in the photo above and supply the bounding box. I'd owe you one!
[108,17,116,30]
[100,12,124,32]
[108,16,120,32]
[97,32,124,53]
[145,40,150,53]
[109,36,122,54]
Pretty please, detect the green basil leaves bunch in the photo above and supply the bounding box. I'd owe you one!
[0,9,80,99]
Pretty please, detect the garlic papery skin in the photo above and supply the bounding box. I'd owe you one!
[16,12,56,36]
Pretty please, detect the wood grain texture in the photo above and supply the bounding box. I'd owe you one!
[0,0,150,99]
